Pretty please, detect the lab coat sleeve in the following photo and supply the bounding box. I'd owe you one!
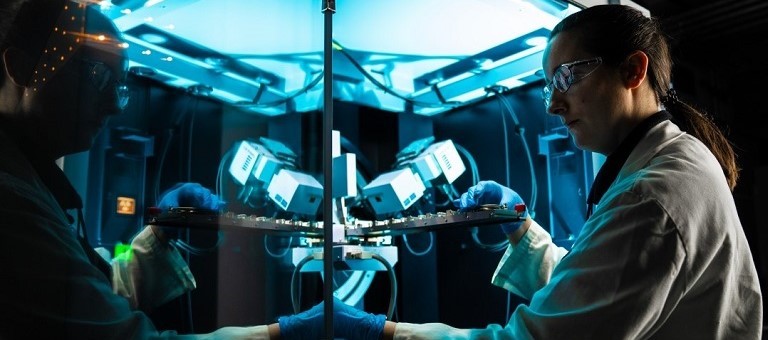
[393,191,684,340]
[0,178,162,338]
[391,221,568,340]
[506,190,686,339]
[111,225,197,311]
[191,326,271,340]
[491,220,569,300]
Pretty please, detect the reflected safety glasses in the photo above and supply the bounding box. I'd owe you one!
[81,59,130,110]
[541,57,602,109]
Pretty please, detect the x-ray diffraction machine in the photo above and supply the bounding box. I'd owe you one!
[62,0,647,335]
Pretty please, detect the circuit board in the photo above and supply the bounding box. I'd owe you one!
[147,205,526,238]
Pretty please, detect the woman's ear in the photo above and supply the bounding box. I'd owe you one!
[2,47,36,87]
[621,50,649,89]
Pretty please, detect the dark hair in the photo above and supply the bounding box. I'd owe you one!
[1,0,62,61]
[0,0,26,46]
[551,5,739,191]
[0,0,63,88]
[0,0,120,87]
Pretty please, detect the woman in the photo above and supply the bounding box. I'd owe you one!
[336,4,762,339]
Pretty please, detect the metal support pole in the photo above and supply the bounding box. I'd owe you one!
[322,1,336,339]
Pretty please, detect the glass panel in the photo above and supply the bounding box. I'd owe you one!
[44,0,323,337]
[328,0,583,331]
[6,0,585,337]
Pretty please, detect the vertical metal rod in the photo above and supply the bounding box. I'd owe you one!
[322,1,336,339]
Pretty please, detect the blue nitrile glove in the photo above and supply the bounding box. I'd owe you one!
[157,182,224,211]
[278,301,325,340]
[453,180,528,235]
[334,297,386,340]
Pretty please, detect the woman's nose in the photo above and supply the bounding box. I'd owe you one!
[547,93,566,116]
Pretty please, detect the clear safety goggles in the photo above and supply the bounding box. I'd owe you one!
[81,59,130,110]
[541,57,602,109]
[27,2,130,110]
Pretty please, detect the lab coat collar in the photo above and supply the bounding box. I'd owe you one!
[0,123,83,212]
[586,111,672,217]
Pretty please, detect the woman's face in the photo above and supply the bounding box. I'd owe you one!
[22,35,127,158]
[542,31,631,155]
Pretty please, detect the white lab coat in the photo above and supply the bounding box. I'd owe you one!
[395,120,762,339]
[0,130,269,339]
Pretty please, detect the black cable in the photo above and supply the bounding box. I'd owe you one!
[173,231,225,255]
[506,291,512,325]
[215,148,233,201]
[153,130,174,203]
[470,227,508,252]
[235,71,324,108]
[291,255,316,314]
[371,253,397,320]
[153,96,193,203]
[469,203,509,251]
[291,252,396,320]
[453,143,480,185]
[401,233,434,256]
[431,84,449,104]
[486,87,512,189]
[497,92,538,213]
[483,86,539,215]
[264,235,293,258]
[332,40,462,109]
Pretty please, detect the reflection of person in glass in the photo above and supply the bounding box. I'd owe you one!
[0,1,319,338]
[335,4,762,340]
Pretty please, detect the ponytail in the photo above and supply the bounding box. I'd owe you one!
[662,90,739,191]
[552,5,741,191]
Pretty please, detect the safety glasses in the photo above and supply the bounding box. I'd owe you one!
[81,59,130,110]
[541,57,602,109]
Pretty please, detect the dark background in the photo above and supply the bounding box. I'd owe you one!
[633,0,768,324]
